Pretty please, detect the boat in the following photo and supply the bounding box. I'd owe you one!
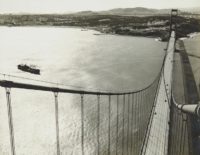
[93,33,102,35]
[81,29,88,31]
[17,64,40,75]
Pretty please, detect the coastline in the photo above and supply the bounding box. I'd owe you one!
[0,14,199,42]
[180,32,200,40]
[0,25,167,41]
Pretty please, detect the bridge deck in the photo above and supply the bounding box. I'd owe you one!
[142,32,175,155]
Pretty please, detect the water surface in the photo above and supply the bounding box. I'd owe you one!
[0,27,166,155]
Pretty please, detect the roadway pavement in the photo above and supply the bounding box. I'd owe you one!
[142,32,175,155]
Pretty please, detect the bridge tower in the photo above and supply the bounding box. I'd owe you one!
[170,9,178,33]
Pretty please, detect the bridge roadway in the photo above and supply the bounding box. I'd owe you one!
[142,31,176,155]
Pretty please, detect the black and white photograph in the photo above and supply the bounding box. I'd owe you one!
[0,0,200,155]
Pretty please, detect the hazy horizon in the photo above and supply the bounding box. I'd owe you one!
[0,0,200,14]
[0,6,200,15]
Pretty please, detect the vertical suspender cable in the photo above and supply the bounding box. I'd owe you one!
[130,94,134,154]
[185,115,189,155]
[178,113,182,154]
[140,90,144,147]
[174,108,179,155]
[144,90,148,127]
[170,107,173,155]
[178,112,182,154]
[134,93,137,154]
[149,85,153,117]
[136,93,139,154]
[144,90,148,135]
[141,91,144,143]
[81,94,84,155]
[146,89,149,118]
[140,90,146,154]
[172,107,177,155]
[179,113,184,155]
[181,116,187,154]
[141,91,144,145]
[54,92,60,155]
[97,95,100,155]
[138,92,141,147]
[174,106,177,155]
[127,94,130,155]
[146,90,150,121]
[139,91,144,147]
[108,95,111,155]
[122,94,125,155]
[169,106,173,155]
[5,88,16,155]
[116,95,119,155]
[177,111,182,155]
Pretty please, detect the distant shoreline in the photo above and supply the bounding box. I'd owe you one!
[0,14,199,41]
[0,25,165,41]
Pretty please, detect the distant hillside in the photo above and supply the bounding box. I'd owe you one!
[73,7,199,16]
[99,7,171,16]
[72,7,173,16]
[73,11,99,16]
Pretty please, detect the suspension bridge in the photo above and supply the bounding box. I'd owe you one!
[0,10,200,155]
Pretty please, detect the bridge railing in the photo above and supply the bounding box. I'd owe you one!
[168,87,200,155]
[0,60,164,155]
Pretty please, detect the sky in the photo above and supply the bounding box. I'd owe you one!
[0,0,200,13]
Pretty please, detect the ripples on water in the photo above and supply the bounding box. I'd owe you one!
[0,27,165,154]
